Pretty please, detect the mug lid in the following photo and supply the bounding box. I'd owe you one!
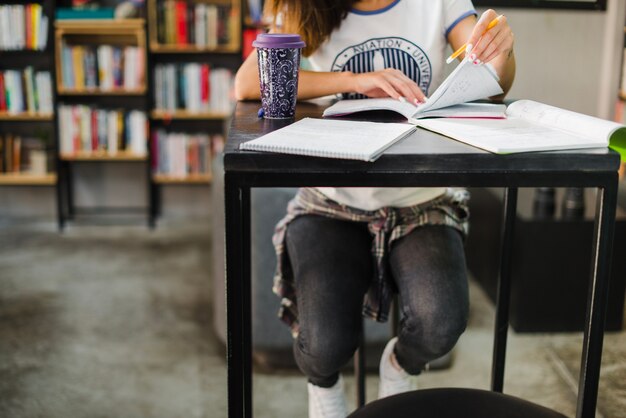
[252,33,306,49]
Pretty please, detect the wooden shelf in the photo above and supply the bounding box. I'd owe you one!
[149,43,240,54]
[54,19,145,33]
[150,110,231,120]
[0,173,57,186]
[57,87,146,96]
[0,112,53,121]
[60,151,148,161]
[0,48,48,54]
[153,174,212,184]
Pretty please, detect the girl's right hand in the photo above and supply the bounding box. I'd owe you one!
[350,69,427,104]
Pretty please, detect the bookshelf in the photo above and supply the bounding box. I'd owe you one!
[53,15,150,228]
[54,19,147,95]
[0,0,57,191]
[2,0,242,228]
[147,0,241,202]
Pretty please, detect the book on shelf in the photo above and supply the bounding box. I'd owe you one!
[58,105,147,156]
[0,133,50,175]
[152,130,217,177]
[154,64,234,113]
[60,42,145,91]
[55,8,115,20]
[156,0,234,48]
[242,27,263,59]
[0,4,49,51]
[0,68,53,115]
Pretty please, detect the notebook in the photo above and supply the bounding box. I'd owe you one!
[239,117,415,162]
[323,58,505,121]
[414,99,626,155]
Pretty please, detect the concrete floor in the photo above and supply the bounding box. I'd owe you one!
[0,221,624,418]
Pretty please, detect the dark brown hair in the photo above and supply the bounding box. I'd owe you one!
[264,0,355,56]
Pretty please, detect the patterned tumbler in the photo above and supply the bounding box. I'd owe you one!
[253,34,305,119]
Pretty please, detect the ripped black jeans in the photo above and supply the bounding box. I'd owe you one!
[285,215,469,388]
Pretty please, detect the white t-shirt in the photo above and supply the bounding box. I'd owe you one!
[309,0,476,211]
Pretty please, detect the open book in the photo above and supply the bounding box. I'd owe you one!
[239,117,415,162]
[323,58,505,121]
[414,99,626,154]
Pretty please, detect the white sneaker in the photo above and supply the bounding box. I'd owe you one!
[308,375,349,418]
[378,337,415,399]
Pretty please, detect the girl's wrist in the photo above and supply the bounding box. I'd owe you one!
[340,71,356,93]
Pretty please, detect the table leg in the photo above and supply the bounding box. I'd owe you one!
[225,173,252,418]
[491,187,518,392]
[576,182,617,418]
[354,329,366,408]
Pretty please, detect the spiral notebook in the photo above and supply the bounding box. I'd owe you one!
[239,117,415,162]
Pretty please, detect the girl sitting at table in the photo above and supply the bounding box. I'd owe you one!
[235,1,515,417]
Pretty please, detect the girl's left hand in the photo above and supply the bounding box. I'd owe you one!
[465,9,514,65]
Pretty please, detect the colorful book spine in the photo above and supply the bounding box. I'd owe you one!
[0,133,49,174]
[152,130,214,177]
[55,8,115,20]
[58,105,147,156]
[0,73,6,112]
[73,46,86,90]
[0,68,53,115]
[60,44,145,91]
[153,63,234,113]
[156,0,233,48]
[0,4,48,51]
[176,1,188,45]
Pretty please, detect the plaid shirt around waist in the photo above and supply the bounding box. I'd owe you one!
[272,187,470,337]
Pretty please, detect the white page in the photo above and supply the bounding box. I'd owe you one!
[414,59,503,114]
[323,98,416,119]
[324,98,505,120]
[240,118,415,161]
[507,99,622,143]
[414,117,607,154]
[410,102,506,120]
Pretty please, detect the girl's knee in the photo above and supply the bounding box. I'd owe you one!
[401,305,468,359]
[294,328,359,379]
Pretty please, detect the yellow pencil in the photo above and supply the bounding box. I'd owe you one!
[446,15,503,64]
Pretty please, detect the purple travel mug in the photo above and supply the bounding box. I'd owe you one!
[253,34,306,119]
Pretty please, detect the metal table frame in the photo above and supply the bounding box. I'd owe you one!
[223,101,619,418]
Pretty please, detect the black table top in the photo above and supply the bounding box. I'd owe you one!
[225,100,620,184]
